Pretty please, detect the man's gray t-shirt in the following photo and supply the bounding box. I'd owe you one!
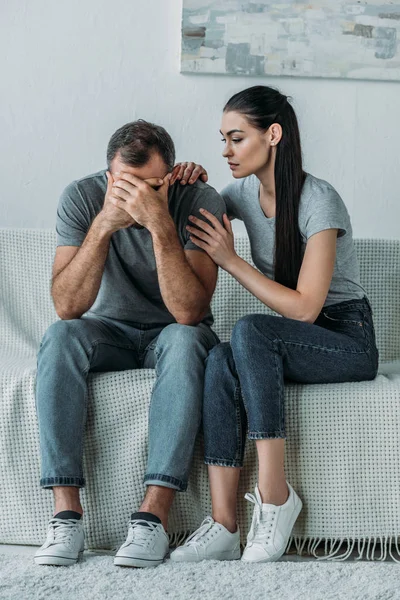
[56,170,225,326]
[220,173,366,307]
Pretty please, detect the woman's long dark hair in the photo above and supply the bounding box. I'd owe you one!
[224,86,306,290]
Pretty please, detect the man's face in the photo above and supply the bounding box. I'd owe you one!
[109,151,169,189]
[109,151,170,229]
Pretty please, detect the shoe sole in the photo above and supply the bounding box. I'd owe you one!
[34,551,83,566]
[241,498,303,563]
[170,548,241,563]
[114,556,164,568]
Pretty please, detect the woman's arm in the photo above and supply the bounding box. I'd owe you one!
[186,209,338,323]
[227,230,337,323]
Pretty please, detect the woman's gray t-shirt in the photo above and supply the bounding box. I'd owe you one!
[220,173,366,307]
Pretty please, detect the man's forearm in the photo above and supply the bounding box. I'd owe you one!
[152,221,210,325]
[52,216,112,319]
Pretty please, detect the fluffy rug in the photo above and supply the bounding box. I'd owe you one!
[1,552,400,600]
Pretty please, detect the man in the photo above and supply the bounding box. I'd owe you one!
[34,120,225,567]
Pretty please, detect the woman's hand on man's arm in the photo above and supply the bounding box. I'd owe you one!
[170,162,208,185]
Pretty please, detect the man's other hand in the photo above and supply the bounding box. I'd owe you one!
[111,172,173,233]
[96,171,136,234]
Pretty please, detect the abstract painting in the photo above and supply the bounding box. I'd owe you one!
[181,1,400,81]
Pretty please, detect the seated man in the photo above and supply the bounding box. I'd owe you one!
[34,120,225,568]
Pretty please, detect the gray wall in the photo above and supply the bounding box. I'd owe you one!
[1,0,399,238]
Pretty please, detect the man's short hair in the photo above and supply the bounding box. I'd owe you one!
[106,120,176,171]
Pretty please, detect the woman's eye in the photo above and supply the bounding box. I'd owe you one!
[232,139,242,143]
[221,138,226,143]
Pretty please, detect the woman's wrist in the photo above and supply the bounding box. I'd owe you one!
[223,253,242,275]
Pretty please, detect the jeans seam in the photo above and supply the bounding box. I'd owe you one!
[273,346,285,434]
[282,341,368,354]
[204,457,243,467]
[147,346,161,414]
[79,348,93,483]
[143,473,186,491]
[248,431,286,439]
[40,476,85,488]
[86,339,139,354]
[234,381,243,463]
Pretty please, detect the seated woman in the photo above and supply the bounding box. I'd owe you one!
[170,85,379,563]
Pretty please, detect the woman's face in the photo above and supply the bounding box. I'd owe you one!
[220,110,273,179]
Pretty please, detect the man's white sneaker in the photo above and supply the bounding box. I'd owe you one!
[241,483,302,563]
[34,511,84,566]
[114,512,169,568]
[170,516,241,562]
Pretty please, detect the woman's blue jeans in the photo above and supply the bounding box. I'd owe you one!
[35,316,219,492]
[203,297,379,467]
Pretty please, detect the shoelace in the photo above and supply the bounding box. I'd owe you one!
[184,517,215,546]
[48,518,80,546]
[127,519,159,548]
[245,493,276,544]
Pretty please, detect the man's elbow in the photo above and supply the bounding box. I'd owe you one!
[175,312,203,326]
[54,302,83,321]
[175,305,210,326]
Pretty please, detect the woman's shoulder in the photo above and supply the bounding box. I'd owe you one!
[302,173,340,200]
[220,175,258,202]
[299,173,350,239]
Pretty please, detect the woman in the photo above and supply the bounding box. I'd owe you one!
[170,85,379,563]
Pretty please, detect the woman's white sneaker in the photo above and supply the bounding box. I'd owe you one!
[114,512,169,568]
[241,483,302,563]
[170,516,240,562]
[34,512,85,566]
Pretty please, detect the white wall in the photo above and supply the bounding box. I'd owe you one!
[1,0,399,238]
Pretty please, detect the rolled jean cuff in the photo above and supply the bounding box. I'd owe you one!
[204,457,243,468]
[40,476,85,489]
[143,473,187,492]
[247,431,286,440]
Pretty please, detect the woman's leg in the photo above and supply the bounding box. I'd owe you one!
[169,342,244,562]
[255,439,287,505]
[208,465,241,533]
[228,308,376,560]
[203,342,248,527]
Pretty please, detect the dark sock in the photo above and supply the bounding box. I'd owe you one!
[130,511,161,527]
[54,510,82,520]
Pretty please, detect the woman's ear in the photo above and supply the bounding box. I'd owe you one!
[269,123,283,146]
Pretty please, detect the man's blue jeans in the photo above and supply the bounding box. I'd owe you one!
[35,316,219,492]
[203,297,379,467]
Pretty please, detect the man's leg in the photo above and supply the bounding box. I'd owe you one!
[142,322,219,525]
[114,322,218,568]
[35,316,141,565]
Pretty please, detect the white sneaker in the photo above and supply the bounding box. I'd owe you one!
[241,483,302,563]
[34,514,84,566]
[114,512,169,568]
[170,516,241,562]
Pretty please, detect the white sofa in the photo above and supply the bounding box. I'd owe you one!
[1,230,400,561]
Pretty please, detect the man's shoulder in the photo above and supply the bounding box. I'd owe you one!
[71,169,107,193]
[171,179,223,203]
[60,170,106,206]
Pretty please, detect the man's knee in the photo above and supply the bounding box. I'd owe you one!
[39,319,88,361]
[156,323,210,356]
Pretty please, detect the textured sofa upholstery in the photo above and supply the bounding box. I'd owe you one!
[1,229,399,560]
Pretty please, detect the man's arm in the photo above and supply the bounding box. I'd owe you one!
[152,223,218,325]
[52,172,134,320]
[52,218,113,320]
[110,172,221,325]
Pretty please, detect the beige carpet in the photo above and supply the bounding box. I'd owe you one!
[1,550,400,600]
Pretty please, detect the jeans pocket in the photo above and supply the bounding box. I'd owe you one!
[322,308,365,327]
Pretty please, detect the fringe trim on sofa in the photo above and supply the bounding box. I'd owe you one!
[286,535,400,563]
[168,529,194,548]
